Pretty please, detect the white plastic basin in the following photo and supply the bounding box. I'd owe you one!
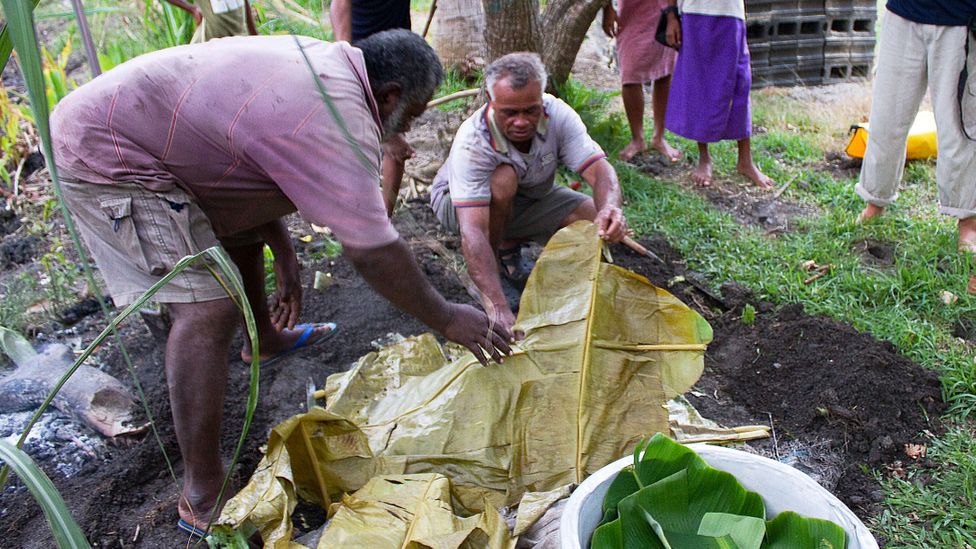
[559,443,878,549]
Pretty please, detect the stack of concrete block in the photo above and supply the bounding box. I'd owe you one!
[745,0,877,88]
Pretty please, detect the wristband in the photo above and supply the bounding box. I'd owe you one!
[662,5,679,17]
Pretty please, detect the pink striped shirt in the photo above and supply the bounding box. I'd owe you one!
[51,36,398,249]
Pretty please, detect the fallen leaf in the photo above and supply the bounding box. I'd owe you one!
[904,443,926,460]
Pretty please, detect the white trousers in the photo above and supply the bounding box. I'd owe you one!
[855,10,976,219]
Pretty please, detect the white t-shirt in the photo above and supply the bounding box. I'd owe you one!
[679,0,744,20]
[431,94,606,208]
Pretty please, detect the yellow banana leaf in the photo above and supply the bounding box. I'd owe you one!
[219,221,713,546]
[318,474,514,549]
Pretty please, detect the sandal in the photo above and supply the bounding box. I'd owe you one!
[497,244,532,290]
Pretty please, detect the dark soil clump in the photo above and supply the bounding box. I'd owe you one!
[0,235,41,267]
[852,238,895,267]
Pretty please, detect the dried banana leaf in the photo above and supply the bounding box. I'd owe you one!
[318,474,514,549]
[219,222,713,546]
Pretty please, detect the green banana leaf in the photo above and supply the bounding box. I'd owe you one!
[698,513,767,548]
[219,222,713,546]
[763,511,847,549]
[593,434,848,549]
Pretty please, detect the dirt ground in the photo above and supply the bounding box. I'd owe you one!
[0,23,944,548]
[0,186,944,547]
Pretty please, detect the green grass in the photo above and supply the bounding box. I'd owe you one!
[558,77,976,546]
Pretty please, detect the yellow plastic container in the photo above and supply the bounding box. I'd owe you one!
[845,110,938,160]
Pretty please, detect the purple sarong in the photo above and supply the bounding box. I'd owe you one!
[665,13,752,143]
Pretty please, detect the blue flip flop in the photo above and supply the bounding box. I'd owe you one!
[244,322,338,366]
[177,518,209,540]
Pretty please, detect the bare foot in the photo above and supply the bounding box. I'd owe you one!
[736,161,774,189]
[618,139,647,162]
[691,157,713,186]
[241,323,336,362]
[856,203,884,224]
[650,137,682,163]
[958,216,976,253]
[178,485,225,534]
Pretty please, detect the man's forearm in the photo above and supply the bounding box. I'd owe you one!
[163,0,197,16]
[253,219,296,261]
[344,239,454,331]
[585,160,623,212]
[330,0,352,42]
[461,229,511,318]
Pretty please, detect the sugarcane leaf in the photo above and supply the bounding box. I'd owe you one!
[762,511,847,549]
[0,325,39,366]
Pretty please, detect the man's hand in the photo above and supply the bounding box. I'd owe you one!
[269,254,302,331]
[441,303,513,366]
[602,5,619,38]
[666,11,681,49]
[384,133,415,163]
[488,305,521,342]
[595,205,627,243]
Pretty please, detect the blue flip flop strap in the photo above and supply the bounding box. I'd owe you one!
[291,324,315,350]
[178,518,208,538]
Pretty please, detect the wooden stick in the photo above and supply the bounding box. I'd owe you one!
[803,265,831,284]
[426,87,479,108]
[622,236,664,264]
[772,174,798,199]
[422,0,438,39]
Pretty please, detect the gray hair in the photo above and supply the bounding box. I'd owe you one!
[358,29,444,108]
[484,52,547,101]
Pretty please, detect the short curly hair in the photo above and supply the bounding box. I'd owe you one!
[484,52,547,101]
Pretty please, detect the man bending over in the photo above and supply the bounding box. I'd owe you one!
[51,30,511,537]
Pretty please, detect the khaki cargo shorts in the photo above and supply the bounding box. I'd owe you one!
[432,184,587,244]
[60,177,237,306]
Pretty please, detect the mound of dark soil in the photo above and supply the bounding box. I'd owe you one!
[613,242,945,523]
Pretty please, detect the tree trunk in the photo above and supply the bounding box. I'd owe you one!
[480,0,542,63]
[540,0,606,85]
[476,0,604,87]
[433,0,487,72]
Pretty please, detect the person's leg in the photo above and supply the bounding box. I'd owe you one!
[692,142,712,186]
[223,241,334,362]
[921,23,976,250]
[489,164,519,253]
[736,138,774,189]
[855,10,929,222]
[166,298,239,529]
[620,83,648,161]
[650,75,681,162]
[561,196,598,226]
